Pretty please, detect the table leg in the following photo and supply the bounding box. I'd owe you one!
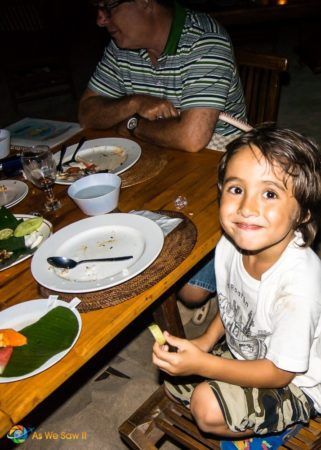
[152,293,185,338]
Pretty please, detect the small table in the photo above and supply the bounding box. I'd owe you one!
[0,130,222,437]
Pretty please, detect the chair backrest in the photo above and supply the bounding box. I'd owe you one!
[235,49,288,126]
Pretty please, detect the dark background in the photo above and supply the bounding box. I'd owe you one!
[1,0,320,127]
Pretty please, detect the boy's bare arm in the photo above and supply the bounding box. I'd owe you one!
[153,333,295,389]
[198,353,295,388]
[191,312,225,352]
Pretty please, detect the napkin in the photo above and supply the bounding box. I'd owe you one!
[129,210,183,237]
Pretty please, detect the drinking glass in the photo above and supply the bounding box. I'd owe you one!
[21,145,61,212]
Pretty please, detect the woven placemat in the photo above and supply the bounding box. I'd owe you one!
[38,211,197,312]
[120,148,167,188]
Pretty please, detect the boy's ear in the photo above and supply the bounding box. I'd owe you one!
[299,210,311,225]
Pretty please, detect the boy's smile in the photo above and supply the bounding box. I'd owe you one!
[220,144,300,264]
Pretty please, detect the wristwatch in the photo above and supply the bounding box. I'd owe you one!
[127,115,139,134]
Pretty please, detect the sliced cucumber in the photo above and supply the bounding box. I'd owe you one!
[0,228,14,240]
[148,323,166,345]
[14,217,44,238]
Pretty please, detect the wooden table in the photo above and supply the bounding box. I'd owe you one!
[0,129,222,437]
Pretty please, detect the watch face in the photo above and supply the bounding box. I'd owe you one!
[127,117,138,130]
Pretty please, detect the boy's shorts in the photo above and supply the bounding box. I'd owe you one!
[187,251,216,293]
[165,342,313,435]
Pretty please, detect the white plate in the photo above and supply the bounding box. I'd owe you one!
[31,214,164,293]
[54,138,141,185]
[0,214,52,271]
[0,297,82,383]
[0,180,28,208]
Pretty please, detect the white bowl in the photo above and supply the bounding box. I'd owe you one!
[68,173,121,216]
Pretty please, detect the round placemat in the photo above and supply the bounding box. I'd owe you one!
[120,148,167,188]
[38,211,197,312]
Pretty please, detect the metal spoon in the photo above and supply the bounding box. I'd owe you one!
[47,255,133,269]
[62,136,87,166]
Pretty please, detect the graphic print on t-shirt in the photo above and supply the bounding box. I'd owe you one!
[219,291,270,360]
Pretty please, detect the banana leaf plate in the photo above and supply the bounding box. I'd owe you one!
[0,296,81,382]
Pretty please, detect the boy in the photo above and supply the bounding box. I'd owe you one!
[153,125,321,439]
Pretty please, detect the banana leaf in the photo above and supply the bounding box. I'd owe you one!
[2,306,79,377]
[0,206,26,266]
[0,206,22,229]
[0,235,25,252]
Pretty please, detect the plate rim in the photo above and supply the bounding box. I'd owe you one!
[54,137,142,185]
[0,180,29,208]
[0,214,52,272]
[0,297,82,383]
[31,213,164,293]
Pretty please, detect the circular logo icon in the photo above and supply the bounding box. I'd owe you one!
[7,425,30,444]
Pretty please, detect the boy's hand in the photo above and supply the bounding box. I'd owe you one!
[152,331,206,376]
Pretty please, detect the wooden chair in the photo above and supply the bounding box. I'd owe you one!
[119,385,321,449]
[235,49,288,126]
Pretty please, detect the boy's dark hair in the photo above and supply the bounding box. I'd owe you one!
[218,124,321,247]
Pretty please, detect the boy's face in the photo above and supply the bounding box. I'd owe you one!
[219,145,300,257]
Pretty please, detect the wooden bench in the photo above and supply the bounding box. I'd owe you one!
[119,385,321,450]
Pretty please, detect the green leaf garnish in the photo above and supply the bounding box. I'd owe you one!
[2,306,79,377]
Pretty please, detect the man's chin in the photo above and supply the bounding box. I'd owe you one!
[112,37,139,51]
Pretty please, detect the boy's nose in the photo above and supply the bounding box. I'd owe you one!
[238,195,259,217]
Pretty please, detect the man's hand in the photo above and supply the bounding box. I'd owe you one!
[79,89,219,152]
[135,95,179,120]
[152,331,206,376]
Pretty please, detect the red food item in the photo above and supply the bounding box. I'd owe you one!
[0,346,13,374]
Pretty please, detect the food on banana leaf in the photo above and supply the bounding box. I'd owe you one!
[0,329,27,347]
[0,347,13,375]
[0,207,45,266]
[1,306,79,377]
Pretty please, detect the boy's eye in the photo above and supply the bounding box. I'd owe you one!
[227,186,243,195]
[263,190,278,199]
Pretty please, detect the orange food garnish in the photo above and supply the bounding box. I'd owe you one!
[0,329,27,347]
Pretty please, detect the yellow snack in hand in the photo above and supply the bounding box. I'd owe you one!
[148,323,166,345]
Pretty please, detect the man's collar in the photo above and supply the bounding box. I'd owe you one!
[163,1,186,56]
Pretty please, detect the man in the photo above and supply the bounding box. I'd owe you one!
[78,0,246,152]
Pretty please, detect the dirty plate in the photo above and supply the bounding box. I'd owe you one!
[31,213,164,293]
[0,180,28,208]
[54,138,141,185]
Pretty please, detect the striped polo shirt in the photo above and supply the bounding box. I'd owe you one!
[88,3,246,136]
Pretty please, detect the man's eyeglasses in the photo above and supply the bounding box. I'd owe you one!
[92,0,132,18]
